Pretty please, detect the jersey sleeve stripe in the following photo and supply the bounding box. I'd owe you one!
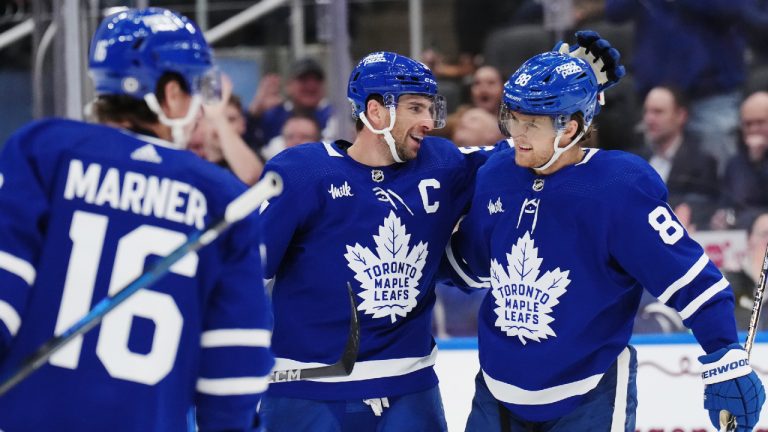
[0,300,21,336]
[445,242,490,289]
[657,253,709,304]
[679,276,730,320]
[196,376,270,395]
[482,366,603,405]
[0,250,36,286]
[201,329,271,348]
[273,346,437,383]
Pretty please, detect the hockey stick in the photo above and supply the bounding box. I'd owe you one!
[720,243,768,432]
[269,282,360,382]
[0,172,283,397]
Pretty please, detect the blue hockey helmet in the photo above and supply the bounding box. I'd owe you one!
[347,52,446,128]
[500,51,599,136]
[88,7,216,100]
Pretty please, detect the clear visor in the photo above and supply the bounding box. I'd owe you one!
[193,67,222,104]
[386,93,447,129]
[498,105,559,140]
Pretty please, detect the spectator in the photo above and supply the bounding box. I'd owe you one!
[246,57,332,152]
[637,86,719,230]
[225,94,247,137]
[470,65,504,115]
[712,91,768,229]
[431,65,504,141]
[188,76,264,185]
[452,107,504,147]
[260,114,322,160]
[742,0,768,67]
[723,212,768,331]
[605,0,747,172]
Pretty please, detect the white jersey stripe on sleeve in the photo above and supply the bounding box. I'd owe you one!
[196,376,270,395]
[0,300,21,336]
[482,368,603,405]
[679,277,729,320]
[0,250,36,286]
[201,329,272,348]
[610,348,631,432]
[445,242,490,289]
[273,346,437,383]
[658,253,709,304]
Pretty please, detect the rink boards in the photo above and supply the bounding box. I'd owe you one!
[435,333,768,432]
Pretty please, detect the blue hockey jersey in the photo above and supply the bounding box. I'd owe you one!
[447,146,739,421]
[0,119,274,432]
[260,137,494,400]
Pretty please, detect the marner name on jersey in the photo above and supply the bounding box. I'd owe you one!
[63,159,207,229]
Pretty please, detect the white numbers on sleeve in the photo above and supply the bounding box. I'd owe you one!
[648,206,684,245]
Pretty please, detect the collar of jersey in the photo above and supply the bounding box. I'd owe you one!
[119,129,178,150]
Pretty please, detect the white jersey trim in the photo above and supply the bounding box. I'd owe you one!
[445,241,490,289]
[274,346,438,383]
[201,329,272,348]
[610,347,631,431]
[0,300,21,336]
[576,148,600,165]
[323,141,344,158]
[0,250,36,286]
[196,376,269,395]
[658,253,709,304]
[482,367,603,405]
[679,276,729,320]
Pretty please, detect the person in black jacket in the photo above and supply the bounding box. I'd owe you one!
[637,85,719,230]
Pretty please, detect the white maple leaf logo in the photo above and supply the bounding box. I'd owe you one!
[490,231,570,345]
[345,211,428,323]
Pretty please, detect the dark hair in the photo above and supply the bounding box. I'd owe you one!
[227,94,243,112]
[90,72,188,126]
[571,111,597,147]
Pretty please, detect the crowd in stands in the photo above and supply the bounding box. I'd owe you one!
[176,0,768,337]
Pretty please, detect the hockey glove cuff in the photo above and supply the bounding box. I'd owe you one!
[699,343,765,431]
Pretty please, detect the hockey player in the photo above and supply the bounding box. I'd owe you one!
[0,8,273,432]
[256,51,487,431]
[446,36,766,430]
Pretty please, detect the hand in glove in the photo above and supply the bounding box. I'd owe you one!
[699,343,765,431]
[554,30,626,93]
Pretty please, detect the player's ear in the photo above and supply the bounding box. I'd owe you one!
[366,99,386,129]
[564,119,579,141]
[160,80,188,119]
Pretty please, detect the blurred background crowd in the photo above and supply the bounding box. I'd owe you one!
[1,0,767,338]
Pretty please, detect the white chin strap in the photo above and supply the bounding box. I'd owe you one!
[144,93,203,149]
[534,128,586,172]
[359,106,404,163]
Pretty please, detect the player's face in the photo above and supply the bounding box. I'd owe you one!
[506,112,558,168]
[390,95,436,161]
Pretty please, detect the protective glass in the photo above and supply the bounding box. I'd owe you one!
[498,105,557,139]
[194,67,222,104]
[390,93,447,129]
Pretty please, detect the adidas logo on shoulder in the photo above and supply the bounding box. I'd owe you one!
[131,144,162,163]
